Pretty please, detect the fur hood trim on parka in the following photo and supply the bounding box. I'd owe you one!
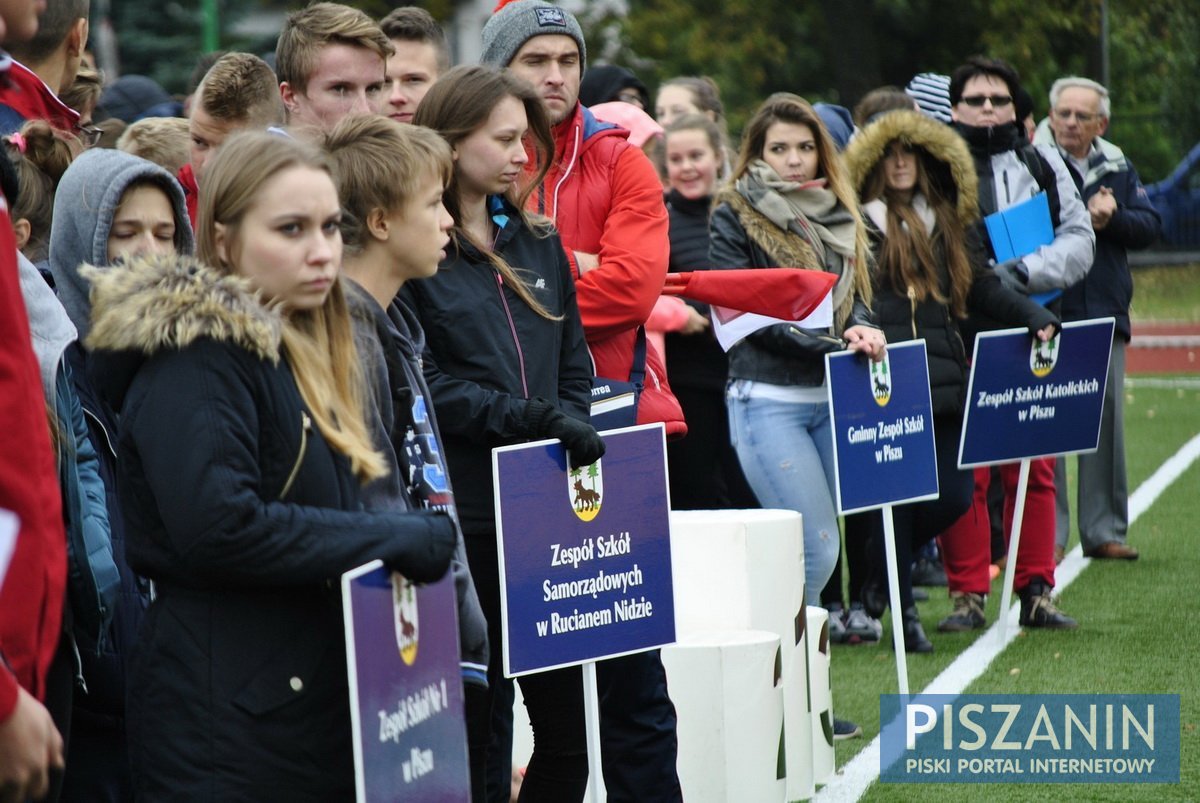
[82,253,281,363]
[712,186,823,272]
[843,110,979,227]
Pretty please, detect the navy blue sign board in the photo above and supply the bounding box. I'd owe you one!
[342,563,469,803]
[959,318,1115,468]
[826,340,940,515]
[493,423,676,677]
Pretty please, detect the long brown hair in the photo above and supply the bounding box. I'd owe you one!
[861,143,973,317]
[732,92,873,312]
[413,64,558,320]
[197,130,385,483]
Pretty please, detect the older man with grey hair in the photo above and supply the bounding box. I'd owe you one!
[1034,76,1161,562]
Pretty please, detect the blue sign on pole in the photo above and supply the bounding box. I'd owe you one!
[826,340,940,515]
[342,564,469,803]
[959,318,1114,468]
[493,424,676,677]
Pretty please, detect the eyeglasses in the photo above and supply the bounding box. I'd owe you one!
[1051,108,1099,124]
[959,94,1013,108]
[77,124,103,148]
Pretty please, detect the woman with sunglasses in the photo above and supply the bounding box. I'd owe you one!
[941,56,1092,631]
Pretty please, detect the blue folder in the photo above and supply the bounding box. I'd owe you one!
[983,191,1061,305]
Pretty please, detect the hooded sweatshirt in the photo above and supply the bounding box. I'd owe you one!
[49,148,195,342]
[45,148,193,732]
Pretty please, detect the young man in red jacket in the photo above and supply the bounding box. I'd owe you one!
[0,0,85,134]
[480,3,684,801]
[484,0,686,442]
[0,2,70,800]
[180,52,283,228]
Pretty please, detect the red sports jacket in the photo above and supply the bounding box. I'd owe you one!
[0,193,66,721]
[526,103,686,438]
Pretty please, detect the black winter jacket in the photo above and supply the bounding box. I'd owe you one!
[401,198,593,536]
[866,224,1058,415]
[1051,139,1161,341]
[709,192,876,388]
[843,110,1059,416]
[87,254,456,802]
[664,189,729,391]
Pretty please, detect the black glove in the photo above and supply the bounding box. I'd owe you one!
[1028,316,1061,339]
[992,258,1029,292]
[523,398,606,468]
[386,510,457,583]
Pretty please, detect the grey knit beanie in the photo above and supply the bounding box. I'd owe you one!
[480,1,587,72]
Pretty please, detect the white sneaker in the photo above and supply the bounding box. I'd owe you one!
[843,602,882,644]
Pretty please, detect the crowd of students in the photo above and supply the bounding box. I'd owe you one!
[1,0,1152,800]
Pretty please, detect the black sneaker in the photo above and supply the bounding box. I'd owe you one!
[912,557,948,587]
[937,592,987,632]
[901,605,933,653]
[833,718,862,741]
[1019,582,1078,629]
[861,580,888,619]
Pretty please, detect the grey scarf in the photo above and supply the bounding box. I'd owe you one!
[737,160,861,321]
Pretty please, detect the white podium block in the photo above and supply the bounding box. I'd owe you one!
[670,509,814,800]
[806,606,834,787]
[662,630,785,803]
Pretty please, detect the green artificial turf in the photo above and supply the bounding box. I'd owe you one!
[1130,263,1200,323]
[824,379,1200,801]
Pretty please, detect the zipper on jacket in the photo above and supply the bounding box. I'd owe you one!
[495,272,530,398]
[645,363,661,391]
[280,412,311,500]
[907,286,919,340]
[82,406,116,458]
[549,123,582,225]
[1002,170,1011,205]
[788,327,844,348]
[71,634,87,694]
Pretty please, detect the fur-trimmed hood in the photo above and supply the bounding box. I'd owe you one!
[843,110,979,227]
[83,252,281,362]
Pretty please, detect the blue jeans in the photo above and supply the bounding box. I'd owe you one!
[727,379,840,605]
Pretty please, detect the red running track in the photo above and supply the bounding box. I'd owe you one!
[1128,321,1200,374]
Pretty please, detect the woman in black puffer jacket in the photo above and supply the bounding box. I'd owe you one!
[843,109,1058,650]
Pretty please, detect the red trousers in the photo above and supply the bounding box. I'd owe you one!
[939,458,1058,595]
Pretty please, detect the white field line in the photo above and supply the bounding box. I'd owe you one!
[813,430,1200,803]
[1125,376,1200,390]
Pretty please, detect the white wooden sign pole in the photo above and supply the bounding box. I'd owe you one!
[996,459,1032,643]
[881,504,909,695]
[582,661,606,802]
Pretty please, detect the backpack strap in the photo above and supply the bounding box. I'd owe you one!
[629,326,647,387]
[1015,146,1062,230]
